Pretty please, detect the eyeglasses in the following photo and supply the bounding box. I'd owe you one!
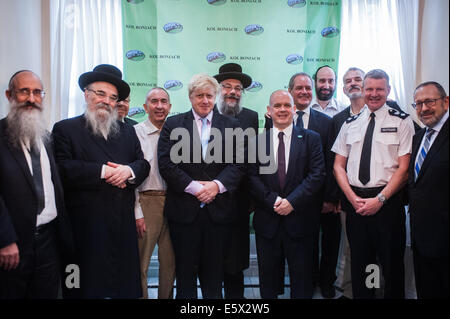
[85,89,119,102]
[412,97,444,109]
[14,88,45,99]
[221,83,244,93]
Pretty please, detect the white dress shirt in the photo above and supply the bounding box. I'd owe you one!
[310,97,344,118]
[21,140,57,227]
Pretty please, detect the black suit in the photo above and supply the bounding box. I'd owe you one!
[408,118,449,299]
[52,115,149,299]
[0,118,73,299]
[158,109,244,298]
[220,107,259,298]
[249,125,325,298]
[124,117,138,126]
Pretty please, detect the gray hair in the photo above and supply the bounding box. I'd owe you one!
[288,72,313,91]
[364,69,390,87]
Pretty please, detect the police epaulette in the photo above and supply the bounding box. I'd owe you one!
[345,113,360,123]
[388,108,409,119]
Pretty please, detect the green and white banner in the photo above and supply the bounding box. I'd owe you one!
[122,0,341,127]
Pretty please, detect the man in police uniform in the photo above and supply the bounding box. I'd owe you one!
[332,69,415,299]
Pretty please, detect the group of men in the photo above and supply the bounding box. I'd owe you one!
[0,61,447,300]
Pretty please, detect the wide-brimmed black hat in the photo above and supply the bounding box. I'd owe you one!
[213,63,252,89]
[78,64,130,101]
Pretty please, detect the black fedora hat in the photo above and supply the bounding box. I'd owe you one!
[213,63,252,89]
[78,64,130,101]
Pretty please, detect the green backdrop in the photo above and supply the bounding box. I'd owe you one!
[122,0,341,127]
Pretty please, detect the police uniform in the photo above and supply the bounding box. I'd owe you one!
[331,104,414,299]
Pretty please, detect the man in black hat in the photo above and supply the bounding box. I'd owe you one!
[213,63,258,299]
[52,64,150,298]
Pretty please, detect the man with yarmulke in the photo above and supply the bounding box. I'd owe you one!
[52,64,150,299]
[213,63,259,299]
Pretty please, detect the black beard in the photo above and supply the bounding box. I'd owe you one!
[316,88,335,101]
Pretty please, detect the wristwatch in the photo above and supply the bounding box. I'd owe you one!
[377,193,386,205]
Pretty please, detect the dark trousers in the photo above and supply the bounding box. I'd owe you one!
[413,247,449,299]
[344,187,405,299]
[224,271,244,299]
[256,224,314,299]
[312,212,341,287]
[0,222,60,299]
[169,207,227,299]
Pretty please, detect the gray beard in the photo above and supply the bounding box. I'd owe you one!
[84,103,119,140]
[6,101,49,151]
[217,94,242,117]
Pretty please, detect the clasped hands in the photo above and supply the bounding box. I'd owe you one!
[351,195,383,216]
[274,197,294,215]
[194,181,219,204]
[104,161,131,189]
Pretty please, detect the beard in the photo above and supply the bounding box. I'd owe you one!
[217,93,242,117]
[84,102,119,140]
[6,100,49,151]
[316,87,335,101]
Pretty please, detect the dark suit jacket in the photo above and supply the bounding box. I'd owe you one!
[249,126,326,240]
[52,115,149,298]
[158,109,244,225]
[124,117,138,126]
[0,118,73,264]
[265,110,338,204]
[219,107,259,273]
[408,118,449,258]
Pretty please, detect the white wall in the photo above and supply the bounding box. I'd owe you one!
[417,0,449,93]
[0,0,43,118]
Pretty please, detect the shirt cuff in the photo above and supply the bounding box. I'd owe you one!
[101,164,107,179]
[213,179,227,193]
[134,190,144,220]
[184,180,204,196]
[127,165,136,184]
[274,196,282,208]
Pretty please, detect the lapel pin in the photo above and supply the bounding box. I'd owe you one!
[297,135,303,138]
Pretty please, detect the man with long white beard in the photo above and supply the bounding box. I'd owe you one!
[52,64,149,299]
[213,63,258,299]
[0,70,73,298]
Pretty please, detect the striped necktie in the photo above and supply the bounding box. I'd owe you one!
[415,128,435,180]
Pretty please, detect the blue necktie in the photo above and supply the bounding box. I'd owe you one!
[415,128,435,180]
[296,111,304,129]
[200,117,208,208]
[201,117,209,160]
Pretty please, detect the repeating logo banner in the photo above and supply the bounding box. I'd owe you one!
[122,0,341,126]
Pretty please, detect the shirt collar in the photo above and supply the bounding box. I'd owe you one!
[430,109,449,133]
[192,109,213,123]
[273,123,293,139]
[143,119,161,135]
[310,98,339,111]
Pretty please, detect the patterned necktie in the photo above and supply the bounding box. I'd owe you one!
[296,111,304,129]
[30,145,45,215]
[201,117,209,160]
[277,131,286,190]
[415,128,435,180]
[358,112,375,185]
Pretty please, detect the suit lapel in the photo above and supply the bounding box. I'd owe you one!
[1,121,36,194]
[416,119,449,182]
[285,126,302,188]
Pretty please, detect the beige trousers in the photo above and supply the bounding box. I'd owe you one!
[138,193,175,299]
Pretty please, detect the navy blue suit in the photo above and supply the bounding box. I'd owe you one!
[249,125,325,298]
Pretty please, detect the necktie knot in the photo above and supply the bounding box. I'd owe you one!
[370,112,375,119]
[426,128,435,139]
[296,111,304,128]
[278,131,284,140]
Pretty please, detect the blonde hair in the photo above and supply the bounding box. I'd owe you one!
[188,73,220,97]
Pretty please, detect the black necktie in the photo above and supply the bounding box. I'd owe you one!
[296,111,304,129]
[359,112,375,185]
[30,146,45,215]
[277,131,286,189]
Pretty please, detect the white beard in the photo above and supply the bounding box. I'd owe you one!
[6,100,49,150]
[217,93,242,117]
[84,103,119,140]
